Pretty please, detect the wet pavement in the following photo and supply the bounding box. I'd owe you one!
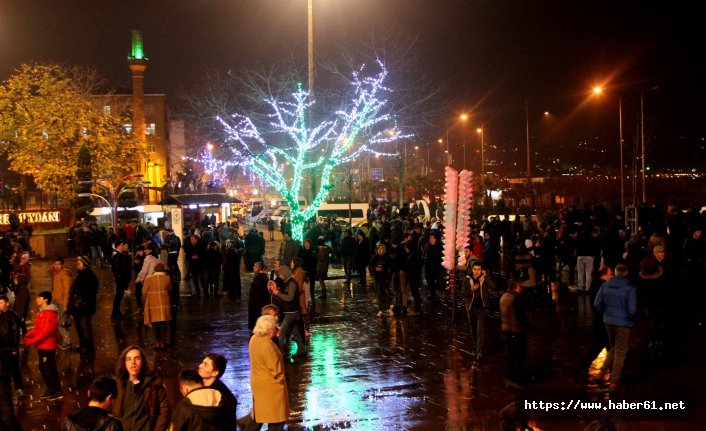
[15,242,706,430]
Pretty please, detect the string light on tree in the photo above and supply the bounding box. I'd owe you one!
[217,60,408,241]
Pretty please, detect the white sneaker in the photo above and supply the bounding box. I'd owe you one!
[376,310,383,317]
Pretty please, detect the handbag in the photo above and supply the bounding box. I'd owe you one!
[60,313,72,328]
[69,294,87,313]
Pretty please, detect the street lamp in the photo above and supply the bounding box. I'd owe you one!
[592,86,624,209]
[81,173,146,228]
[77,193,115,229]
[460,114,469,170]
[477,125,485,191]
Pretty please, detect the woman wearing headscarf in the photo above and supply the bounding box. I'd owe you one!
[222,239,243,299]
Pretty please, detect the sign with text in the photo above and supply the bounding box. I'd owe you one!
[0,211,61,225]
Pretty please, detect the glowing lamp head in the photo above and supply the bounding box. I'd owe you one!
[593,86,603,94]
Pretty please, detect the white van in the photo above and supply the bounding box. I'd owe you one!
[247,196,308,224]
[316,203,369,226]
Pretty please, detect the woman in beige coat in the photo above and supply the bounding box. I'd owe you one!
[142,262,172,350]
[244,315,289,430]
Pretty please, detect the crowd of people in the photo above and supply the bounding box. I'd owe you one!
[0,200,704,429]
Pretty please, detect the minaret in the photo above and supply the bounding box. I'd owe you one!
[128,30,148,149]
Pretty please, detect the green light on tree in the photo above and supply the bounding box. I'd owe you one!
[218,61,406,242]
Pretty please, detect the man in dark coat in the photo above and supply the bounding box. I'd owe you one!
[62,376,123,431]
[111,241,132,320]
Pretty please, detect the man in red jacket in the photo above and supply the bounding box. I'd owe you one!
[25,291,63,400]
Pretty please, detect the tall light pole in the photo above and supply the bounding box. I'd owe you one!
[524,98,531,182]
[593,86,625,209]
[460,114,469,170]
[308,0,314,99]
[477,124,484,194]
[640,91,646,204]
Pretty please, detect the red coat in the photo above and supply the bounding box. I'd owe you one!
[25,305,59,350]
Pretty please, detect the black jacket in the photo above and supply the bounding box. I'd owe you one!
[68,268,99,316]
[0,310,21,353]
[62,406,123,431]
[210,379,237,429]
[169,387,228,431]
[111,251,132,286]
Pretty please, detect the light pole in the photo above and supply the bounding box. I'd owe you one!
[460,113,468,170]
[77,193,114,229]
[477,124,485,195]
[308,0,314,99]
[593,87,624,209]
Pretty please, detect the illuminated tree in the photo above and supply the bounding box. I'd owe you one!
[0,64,146,201]
[218,61,405,241]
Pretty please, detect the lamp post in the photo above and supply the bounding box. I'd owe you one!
[77,193,115,229]
[460,114,469,170]
[477,124,485,195]
[593,87,624,209]
[308,0,314,98]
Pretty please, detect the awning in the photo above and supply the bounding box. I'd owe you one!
[158,193,241,206]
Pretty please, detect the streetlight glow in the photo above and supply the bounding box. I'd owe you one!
[593,86,603,94]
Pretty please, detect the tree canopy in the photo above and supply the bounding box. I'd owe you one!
[0,63,146,200]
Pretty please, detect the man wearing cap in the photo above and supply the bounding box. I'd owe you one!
[268,266,306,357]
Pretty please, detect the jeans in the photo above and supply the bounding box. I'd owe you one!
[112,282,128,318]
[601,325,630,384]
[503,332,526,383]
[73,315,94,351]
[38,350,62,393]
[467,307,487,355]
[279,311,305,355]
[577,256,594,290]
[407,278,422,312]
[90,246,103,267]
[190,267,206,296]
[375,279,390,312]
[343,256,355,283]
[393,270,407,307]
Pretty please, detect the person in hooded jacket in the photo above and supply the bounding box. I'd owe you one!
[169,369,227,431]
[25,291,63,399]
[594,263,637,392]
[369,243,391,317]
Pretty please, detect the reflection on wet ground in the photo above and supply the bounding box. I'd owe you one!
[16,250,706,430]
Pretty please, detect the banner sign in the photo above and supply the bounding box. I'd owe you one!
[0,211,62,225]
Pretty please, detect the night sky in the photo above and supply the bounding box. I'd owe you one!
[1,0,704,170]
